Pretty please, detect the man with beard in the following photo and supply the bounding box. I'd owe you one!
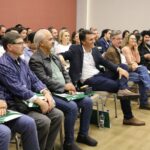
[138,30,150,70]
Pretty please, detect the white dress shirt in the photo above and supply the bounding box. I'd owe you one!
[81,47,99,82]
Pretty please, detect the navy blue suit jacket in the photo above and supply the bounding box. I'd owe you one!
[61,44,118,84]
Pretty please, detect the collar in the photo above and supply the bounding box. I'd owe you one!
[5,52,21,63]
[82,46,92,54]
[38,49,57,61]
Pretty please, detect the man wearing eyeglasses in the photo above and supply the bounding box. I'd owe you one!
[0,31,63,150]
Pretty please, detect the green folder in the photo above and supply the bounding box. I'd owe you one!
[53,92,87,101]
[0,110,22,124]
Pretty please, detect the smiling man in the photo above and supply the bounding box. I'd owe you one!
[61,29,145,126]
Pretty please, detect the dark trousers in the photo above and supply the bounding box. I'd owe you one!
[84,64,133,119]
[2,115,40,150]
[53,96,93,144]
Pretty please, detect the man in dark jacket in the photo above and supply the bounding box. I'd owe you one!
[29,29,97,150]
[61,29,145,126]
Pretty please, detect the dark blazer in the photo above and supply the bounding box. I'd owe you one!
[138,44,150,70]
[104,46,121,65]
[29,49,71,93]
[61,44,118,84]
[95,37,110,54]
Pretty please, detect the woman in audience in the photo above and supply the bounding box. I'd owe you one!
[122,30,130,47]
[55,29,71,68]
[135,33,143,46]
[133,29,139,35]
[71,31,80,45]
[122,33,150,90]
[96,29,111,54]
[55,29,71,54]
[16,26,27,42]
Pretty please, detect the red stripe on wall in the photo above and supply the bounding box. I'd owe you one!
[0,0,76,32]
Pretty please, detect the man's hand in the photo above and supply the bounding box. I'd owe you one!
[34,98,49,114]
[117,67,129,79]
[0,100,7,116]
[64,83,76,94]
[44,92,55,111]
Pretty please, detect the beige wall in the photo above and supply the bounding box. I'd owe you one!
[77,0,150,33]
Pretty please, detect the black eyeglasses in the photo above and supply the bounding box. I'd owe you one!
[12,42,25,45]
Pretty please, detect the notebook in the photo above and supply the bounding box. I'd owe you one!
[0,110,22,124]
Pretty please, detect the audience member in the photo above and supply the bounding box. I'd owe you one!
[135,33,143,46]
[0,92,40,150]
[0,32,63,150]
[0,25,6,56]
[132,29,139,35]
[138,30,150,70]
[71,31,80,45]
[105,30,150,110]
[121,30,130,47]
[96,29,111,54]
[61,29,145,126]
[29,29,97,150]
[55,29,71,54]
[21,32,37,64]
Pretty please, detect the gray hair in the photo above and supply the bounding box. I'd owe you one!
[111,30,122,39]
[34,29,50,48]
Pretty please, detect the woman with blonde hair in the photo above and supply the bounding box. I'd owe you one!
[55,29,71,54]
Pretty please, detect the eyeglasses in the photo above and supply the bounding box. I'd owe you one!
[12,42,25,46]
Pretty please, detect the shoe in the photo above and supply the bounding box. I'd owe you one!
[117,89,139,98]
[76,135,97,146]
[123,117,145,126]
[139,104,150,110]
[63,142,82,150]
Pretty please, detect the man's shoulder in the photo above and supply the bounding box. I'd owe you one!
[69,44,82,51]
[107,46,116,53]
[30,51,42,61]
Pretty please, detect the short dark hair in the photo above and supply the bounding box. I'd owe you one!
[0,24,5,30]
[79,29,93,44]
[122,30,129,38]
[100,29,111,38]
[2,32,21,50]
[141,30,150,37]
[27,32,36,43]
[48,26,54,33]
[16,26,27,34]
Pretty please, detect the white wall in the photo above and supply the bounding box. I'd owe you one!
[77,0,150,33]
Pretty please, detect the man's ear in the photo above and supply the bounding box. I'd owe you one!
[7,44,12,50]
